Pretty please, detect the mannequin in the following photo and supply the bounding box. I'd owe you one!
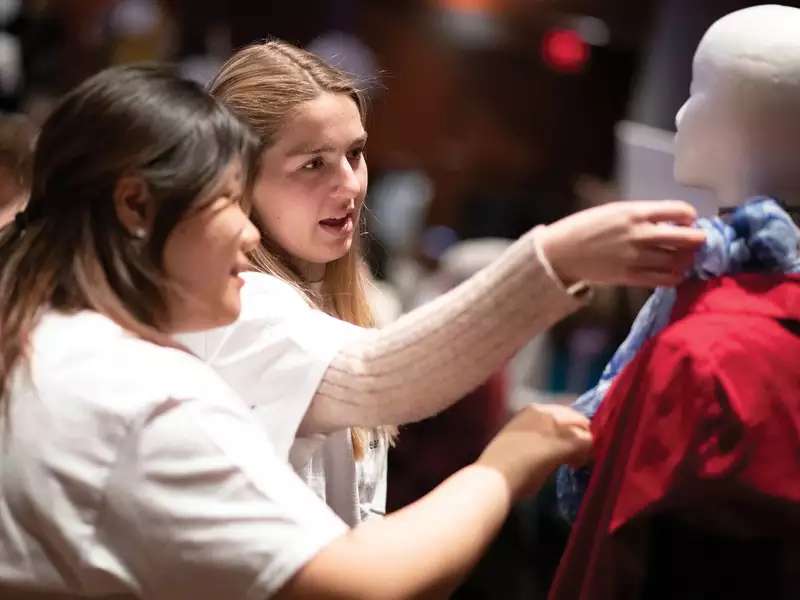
[550,6,800,599]
[674,5,800,211]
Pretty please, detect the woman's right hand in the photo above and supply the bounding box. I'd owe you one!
[477,403,592,501]
[539,200,707,288]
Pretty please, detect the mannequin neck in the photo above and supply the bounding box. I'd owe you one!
[710,177,800,219]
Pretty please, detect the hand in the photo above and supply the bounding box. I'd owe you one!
[477,404,592,501]
[539,201,707,288]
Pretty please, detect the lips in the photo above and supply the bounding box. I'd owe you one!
[319,214,354,236]
[320,216,349,227]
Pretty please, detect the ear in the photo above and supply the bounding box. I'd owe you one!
[113,175,155,238]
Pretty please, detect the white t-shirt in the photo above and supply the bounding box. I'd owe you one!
[0,310,347,599]
[177,272,388,526]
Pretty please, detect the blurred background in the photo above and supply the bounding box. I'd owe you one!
[2,0,796,597]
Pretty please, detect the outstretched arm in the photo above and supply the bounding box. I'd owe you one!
[302,201,705,434]
[303,227,581,433]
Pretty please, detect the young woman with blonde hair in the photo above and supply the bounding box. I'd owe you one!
[178,39,706,526]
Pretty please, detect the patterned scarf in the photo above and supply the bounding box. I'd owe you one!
[556,197,800,522]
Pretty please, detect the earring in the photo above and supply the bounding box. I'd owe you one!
[132,227,147,240]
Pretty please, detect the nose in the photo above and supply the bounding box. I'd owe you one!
[675,100,688,131]
[239,210,261,253]
[333,155,361,200]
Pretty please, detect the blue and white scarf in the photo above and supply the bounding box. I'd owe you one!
[556,197,800,522]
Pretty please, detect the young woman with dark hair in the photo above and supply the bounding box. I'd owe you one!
[0,63,592,599]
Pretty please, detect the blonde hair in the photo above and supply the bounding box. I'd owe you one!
[210,40,396,459]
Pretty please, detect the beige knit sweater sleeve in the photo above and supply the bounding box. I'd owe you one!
[300,227,588,434]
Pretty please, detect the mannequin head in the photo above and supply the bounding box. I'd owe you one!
[675,5,800,208]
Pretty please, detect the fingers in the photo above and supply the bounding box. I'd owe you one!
[619,239,696,288]
[564,427,594,468]
[634,222,707,249]
[535,404,590,429]
[632,246,696,272]
[531,404,593,468]
[630,200,699,226]
[564,431,594,469]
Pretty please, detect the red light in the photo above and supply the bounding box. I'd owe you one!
[541,28,589,73]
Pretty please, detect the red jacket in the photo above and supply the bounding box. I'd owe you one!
[550,274,800,600]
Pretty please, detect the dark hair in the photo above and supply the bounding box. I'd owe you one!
[0,113,37,194]
[0,63,258,404]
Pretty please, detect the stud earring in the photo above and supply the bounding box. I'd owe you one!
[132,227,147,239]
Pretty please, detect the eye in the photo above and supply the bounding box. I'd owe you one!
[301,157,325,171]
[347,146,365,162]
[220,187,241,202]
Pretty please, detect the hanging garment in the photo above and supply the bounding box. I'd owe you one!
[549,274,800,599]
[557,197,800,521]
[549,198,800,599]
